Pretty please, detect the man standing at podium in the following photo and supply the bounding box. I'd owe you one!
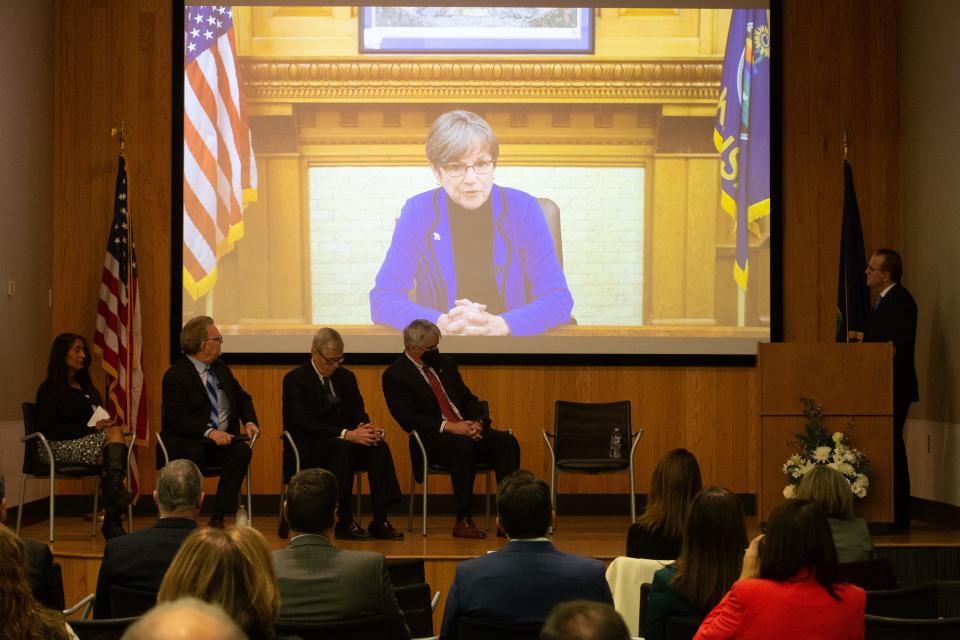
[864,248,918,529]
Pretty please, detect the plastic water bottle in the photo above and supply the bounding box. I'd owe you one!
[236,504,248,527]
[609,428,622,459]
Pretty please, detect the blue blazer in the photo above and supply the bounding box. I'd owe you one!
[439,540,613,639]
[370,186,574,336]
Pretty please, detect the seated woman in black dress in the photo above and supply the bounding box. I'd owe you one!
[643,487,748,640]
[626,448,701,559]
[34,333,132,538]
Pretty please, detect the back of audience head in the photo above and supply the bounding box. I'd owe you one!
[0,524,70,640]
[158,525,279,638]
[284,467,338,535]
[497,470,552,539]
[0,471,6,521]
[122,597,245,640]
[636,448,702,538]
[155,459,203,516]
[761,499,840,599]
[672,486,748,612]
[796,465,854,519]
[540,601,630,640]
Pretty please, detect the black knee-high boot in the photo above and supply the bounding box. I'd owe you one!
[101,442,133,539]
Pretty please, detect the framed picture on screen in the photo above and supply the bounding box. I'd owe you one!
[359,6,594,54]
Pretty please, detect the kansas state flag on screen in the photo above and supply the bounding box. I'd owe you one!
[715,9,771,290]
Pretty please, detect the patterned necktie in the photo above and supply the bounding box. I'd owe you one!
[204,366,220,430]
[423,367,459,422]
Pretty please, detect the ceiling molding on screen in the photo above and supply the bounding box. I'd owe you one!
[239,58,722,103]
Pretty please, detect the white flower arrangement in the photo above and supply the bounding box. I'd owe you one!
[782,398,871,499]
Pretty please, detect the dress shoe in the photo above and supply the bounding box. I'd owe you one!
[208,513,225,529]
[335,520,373,541]
[368,521,404,540]
[452,518,486,539]
[278,515,290,539]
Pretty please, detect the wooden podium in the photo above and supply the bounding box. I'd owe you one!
[758,343,893,523]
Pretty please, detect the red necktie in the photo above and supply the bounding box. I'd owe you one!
[423,368,459,422]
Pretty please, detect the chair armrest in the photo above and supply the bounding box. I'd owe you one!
[281,431,301,475]
[155,432,170,466]
[541,430,556,463]
[629,427,644,459]
[63,593,96,619]
[411,430,428,460]
[249,430,260,449]
[430,591,440,611]
[23,432,55,465]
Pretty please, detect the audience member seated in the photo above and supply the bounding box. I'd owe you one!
[121,598,245,640]
[540,601,631,640]
[440,470,613,639]
[694,499,866,639]
[158,525,280,640]
[35,333,133,538]
[0,472,61,610]
[272,468,410,639]
[94,459,203,619]
[626,448,702,559]
[643,487,747,640]
[0,524,74,640]
[797,465,874,563]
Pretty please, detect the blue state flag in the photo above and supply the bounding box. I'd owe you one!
[715,9,771,290]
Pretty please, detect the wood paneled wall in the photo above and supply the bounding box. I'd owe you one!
[51,0,901,499]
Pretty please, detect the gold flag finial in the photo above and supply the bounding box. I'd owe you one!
[111,121,129,155]
[843,130,848,161]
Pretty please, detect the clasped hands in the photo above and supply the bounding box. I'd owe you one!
[438,299,510,336]
[207,422,259,446]
[344,422,385,446]
[446,419,484,442]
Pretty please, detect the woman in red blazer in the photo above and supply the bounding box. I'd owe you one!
[695,499,866,640]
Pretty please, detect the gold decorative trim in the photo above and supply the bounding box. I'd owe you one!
[240,58,722,103]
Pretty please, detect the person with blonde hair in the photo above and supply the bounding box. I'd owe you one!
[626,448,702,559]
[0,524,73,640]
[158,525,279,640]
[797,465,873,562]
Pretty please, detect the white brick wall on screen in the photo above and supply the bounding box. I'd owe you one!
[308,166,644,326]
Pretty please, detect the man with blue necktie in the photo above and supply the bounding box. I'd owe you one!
[160,316,259,528]
[864,249,918,529]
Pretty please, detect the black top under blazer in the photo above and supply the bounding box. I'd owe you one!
[35,380,101,441]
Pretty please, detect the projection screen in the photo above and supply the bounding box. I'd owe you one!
[175,2,777,360]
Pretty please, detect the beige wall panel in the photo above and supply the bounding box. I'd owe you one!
[685,158,720,320]
[650,158,687,320]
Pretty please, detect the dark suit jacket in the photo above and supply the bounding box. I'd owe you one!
[161,356,258,444]
[272,534,409,639]
[282,362,369,440]
[94,517,197,619]
[864,283,919,406]
[23,537,62,610]
[439,540,613,640]
[382,353,488,444]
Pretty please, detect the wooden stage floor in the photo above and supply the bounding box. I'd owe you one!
[21,514,960,624]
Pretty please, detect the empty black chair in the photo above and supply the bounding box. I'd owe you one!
[866,582,938,619]
[836,558,898,591]
[864,614,960,640]
[458,617,542,640]
[665,616,701,640]
[70,617,139,640]
[542,400,642,523]
[109,584,158,618]
[275,615,387,640]
[387,558,426,588]
[394,582,434,638]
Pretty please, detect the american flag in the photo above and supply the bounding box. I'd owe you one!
[95,156,149,496]
[183,5,257,300]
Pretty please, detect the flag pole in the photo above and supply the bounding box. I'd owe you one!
[842,130,850,342]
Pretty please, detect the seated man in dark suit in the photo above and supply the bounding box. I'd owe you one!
[160,316,259,527]
[0,472,61,610]
[282,328,403,540]
[440,471,613,639]
[272,468,410,639]
[94,459,202,619]
[382,319,520,538]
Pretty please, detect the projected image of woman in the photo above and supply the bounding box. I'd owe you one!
[370,110,573,336]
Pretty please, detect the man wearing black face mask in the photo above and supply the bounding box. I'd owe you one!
[382,319,520,538]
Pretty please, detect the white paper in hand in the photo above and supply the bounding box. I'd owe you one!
[87,405,111,427]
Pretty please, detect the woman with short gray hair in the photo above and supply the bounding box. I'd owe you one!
[370,110,573,336]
